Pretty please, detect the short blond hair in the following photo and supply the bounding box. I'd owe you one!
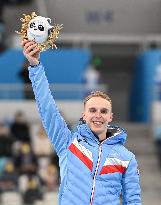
[83,90,112,108]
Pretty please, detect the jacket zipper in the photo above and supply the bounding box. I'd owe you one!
[89,129,118,204]
[89,143,102,205]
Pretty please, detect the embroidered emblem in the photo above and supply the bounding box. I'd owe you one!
[100,157,129,175]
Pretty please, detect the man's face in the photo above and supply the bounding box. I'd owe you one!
[82,97,113,137]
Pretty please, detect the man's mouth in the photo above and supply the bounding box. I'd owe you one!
[93,121,103,125]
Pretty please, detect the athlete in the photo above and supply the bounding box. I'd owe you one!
[22,40,142,205]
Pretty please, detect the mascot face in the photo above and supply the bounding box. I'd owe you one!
[27,16,53,43]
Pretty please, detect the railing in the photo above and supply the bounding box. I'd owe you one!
[0,83,108,100]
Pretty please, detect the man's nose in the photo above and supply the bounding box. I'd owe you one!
[95,111,101,118]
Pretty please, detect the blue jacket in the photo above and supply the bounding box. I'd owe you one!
[29,63,142,205]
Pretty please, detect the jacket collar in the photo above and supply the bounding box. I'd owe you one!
[76,123,127,145]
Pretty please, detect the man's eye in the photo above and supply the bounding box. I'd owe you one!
[38,25,44,31]
[89,108,96,113]
[101,109,108,114]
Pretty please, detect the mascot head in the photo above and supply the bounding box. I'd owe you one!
[27,16,53,43]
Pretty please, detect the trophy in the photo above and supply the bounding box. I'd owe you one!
[16,12,63,52]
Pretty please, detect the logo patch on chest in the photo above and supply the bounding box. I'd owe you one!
[100,158,129,175]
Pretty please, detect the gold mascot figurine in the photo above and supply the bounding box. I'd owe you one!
[16,12,63,52]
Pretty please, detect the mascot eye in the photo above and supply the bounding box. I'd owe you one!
[38,25,44,31]
[30,22,35,28]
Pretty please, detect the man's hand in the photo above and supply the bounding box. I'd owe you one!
[21,40,40,66]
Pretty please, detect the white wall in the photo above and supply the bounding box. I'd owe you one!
[46,0,161,34]
[152,101,161,139]
[0,100,83,124]
[152,101,161,123]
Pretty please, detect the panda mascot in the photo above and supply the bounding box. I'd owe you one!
[16,12,63,51]
[27,16,53,44]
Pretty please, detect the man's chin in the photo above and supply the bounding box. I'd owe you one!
[91,126,107,137]
[92,129,103,136]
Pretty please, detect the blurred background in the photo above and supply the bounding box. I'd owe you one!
[0,0,161,204]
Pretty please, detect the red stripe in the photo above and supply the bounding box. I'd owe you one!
[100,165,127,175]
[68,143,93,171]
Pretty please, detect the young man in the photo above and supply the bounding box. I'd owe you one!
[22,40,142,205]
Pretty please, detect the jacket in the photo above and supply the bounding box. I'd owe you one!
[29,63,142,205]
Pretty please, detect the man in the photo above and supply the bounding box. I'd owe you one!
[22,40,142,205]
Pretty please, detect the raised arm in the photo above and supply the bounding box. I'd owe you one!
[22,40,72,156]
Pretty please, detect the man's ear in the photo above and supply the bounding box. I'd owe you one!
[79,112,86,124]
[109,112,113,122]
[81,112,85,118]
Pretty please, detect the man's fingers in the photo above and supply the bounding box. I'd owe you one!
[24,43,37,55]
[21,40,40,65]
[29,47,40,56]
[21,39,28,47]
[24,41,36,51]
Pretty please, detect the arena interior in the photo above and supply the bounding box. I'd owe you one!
[0,0,161,204]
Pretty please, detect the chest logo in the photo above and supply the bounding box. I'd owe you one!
[100,157,129,175]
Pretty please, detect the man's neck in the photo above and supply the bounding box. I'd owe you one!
[98,130,112,142]
[98,133,107,142]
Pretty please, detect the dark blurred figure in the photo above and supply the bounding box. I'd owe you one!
[32,124,53,157]
[0,122,14,157]
[10,111,31,143]
[22,175,43,205]
[19,59,34,99]
[0,0,6,52]
[0,0,34,53]
[14,142,38,176]
[0,160,18,193]
[40,163,59,192]
[50,153,59,173]
[5,0,33,5]
[155,138,161,169]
